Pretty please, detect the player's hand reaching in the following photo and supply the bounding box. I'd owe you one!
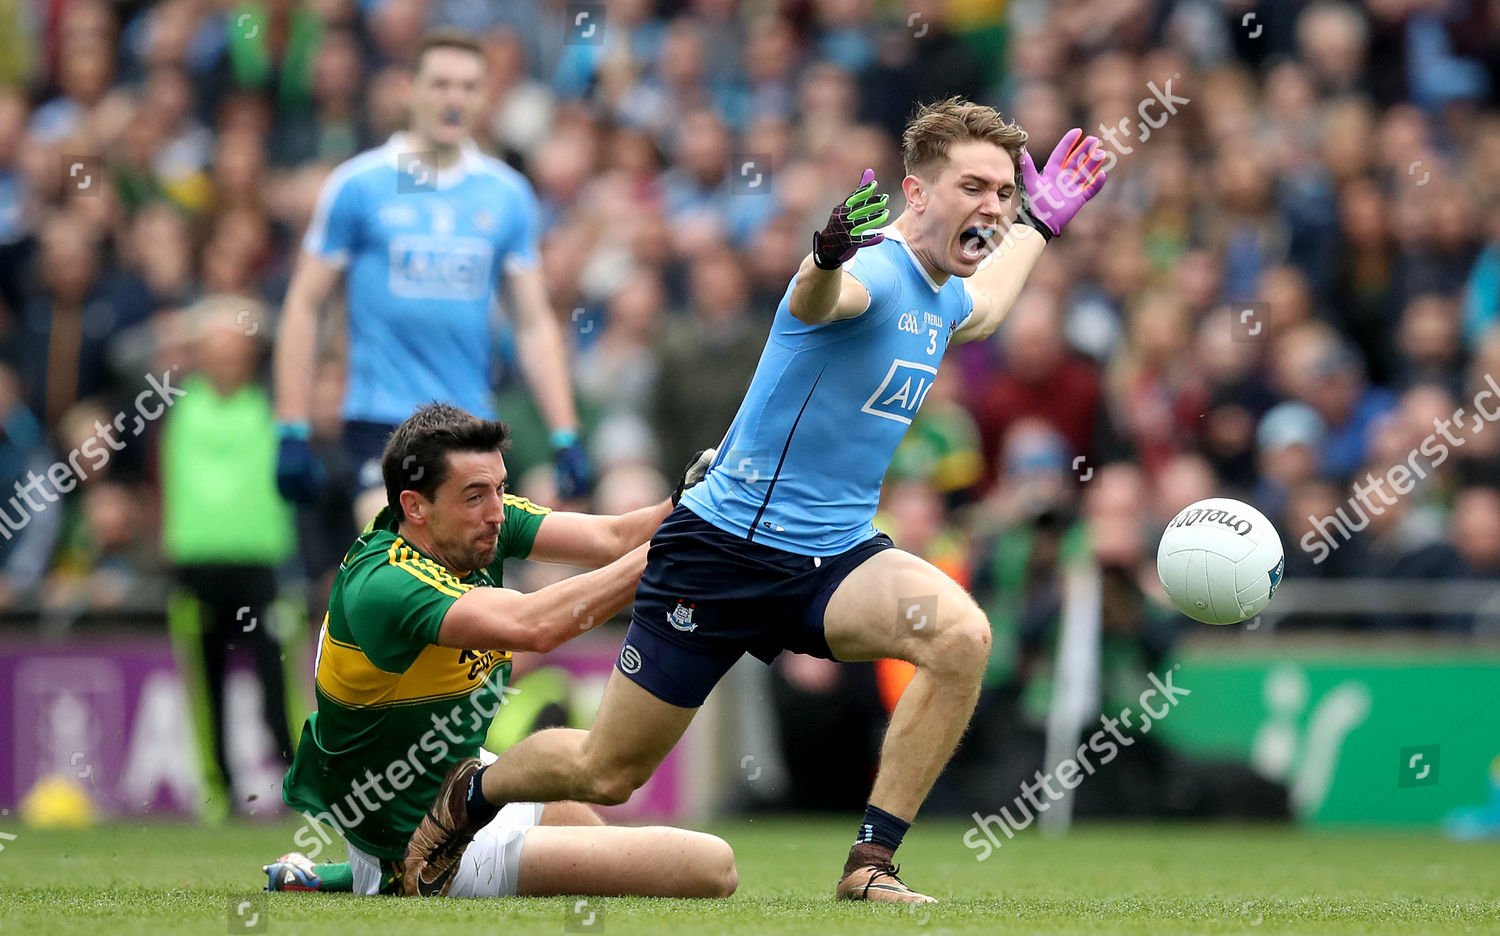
[812,169,890,270]
[552,429,592,499]
[275,423,324,505]
[672,447,717,506]
[1016,128,1108,241]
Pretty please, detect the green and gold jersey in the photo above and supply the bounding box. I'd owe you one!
[282,495,550,860]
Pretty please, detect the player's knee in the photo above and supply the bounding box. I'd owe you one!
[710,841,739,897]
[588,762,652,806]
[926,606,991,680]
[588,775,633,807]
[683,835,737,897]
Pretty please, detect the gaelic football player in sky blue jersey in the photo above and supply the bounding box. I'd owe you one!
[403,98,1107,904]
[273,30,589,519]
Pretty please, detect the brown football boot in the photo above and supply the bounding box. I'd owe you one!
[401,757,486,897]
[834,843,938,904]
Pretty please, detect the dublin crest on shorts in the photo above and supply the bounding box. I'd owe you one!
[667,600,697,632]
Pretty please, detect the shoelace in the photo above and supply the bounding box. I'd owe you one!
[859,862,912,897]
[428,823,471,863]
[415,810,469,863]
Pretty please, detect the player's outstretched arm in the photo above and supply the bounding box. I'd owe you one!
[506,266,590,497]
[525,447,716,568]
[955,129,1107,344]
[271,252,342,501]
[528,504,670,569]
[789,168,889,325]
[438,543,649,653]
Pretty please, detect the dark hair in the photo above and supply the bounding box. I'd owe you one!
[382,403,510,521]
[416,28,484,71]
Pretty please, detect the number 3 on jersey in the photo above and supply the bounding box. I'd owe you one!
[899,310,942,355]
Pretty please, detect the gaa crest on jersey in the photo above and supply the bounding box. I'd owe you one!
[861,359,938,425]
[667,600,698,632]
[378,202,419,227]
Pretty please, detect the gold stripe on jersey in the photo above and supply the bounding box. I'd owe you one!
[503,493,551,516]
[316,627,511,708]
[386,539,473,598]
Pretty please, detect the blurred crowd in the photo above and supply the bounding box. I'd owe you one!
[3,0,1500,655]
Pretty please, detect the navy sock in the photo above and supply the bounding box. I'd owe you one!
[464,766,500,826]
[853,804,910,853]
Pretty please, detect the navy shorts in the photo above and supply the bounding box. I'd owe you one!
[617,505,894,708]
[343,421,398,493]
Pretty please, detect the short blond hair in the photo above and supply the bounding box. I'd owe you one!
[902,97,1028,180]
[417,28,483,73]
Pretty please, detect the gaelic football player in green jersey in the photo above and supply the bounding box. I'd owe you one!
[275,403,732,898]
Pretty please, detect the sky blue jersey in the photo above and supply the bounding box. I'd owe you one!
[682,227,975,556]
[302,133,541,425]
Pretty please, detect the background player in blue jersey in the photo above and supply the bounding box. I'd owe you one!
[402,99,1108,903]
[272,30,588,519]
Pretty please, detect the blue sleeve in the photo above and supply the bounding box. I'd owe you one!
[843,247,901,317]
[1464,243,1500,346]
[302,167,362,265]
[501,178,542,274]
[957,280,976,329]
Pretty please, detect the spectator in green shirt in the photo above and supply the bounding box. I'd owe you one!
[160,297,299,821]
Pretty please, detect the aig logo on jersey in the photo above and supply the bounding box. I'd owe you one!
[388,234,492,300]
[862,359,938,425]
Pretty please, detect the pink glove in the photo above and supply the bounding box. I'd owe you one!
[1017,128,1108,240]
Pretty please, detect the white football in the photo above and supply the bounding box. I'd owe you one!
[1157,497,1284,625]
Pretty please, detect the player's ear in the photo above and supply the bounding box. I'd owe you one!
[901,174,926,212]
[399,489,427,524]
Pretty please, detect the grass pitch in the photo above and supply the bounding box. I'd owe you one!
[2,818,1497,935]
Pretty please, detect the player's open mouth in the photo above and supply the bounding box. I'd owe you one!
[958,226,993,262]
[441,107,463,126]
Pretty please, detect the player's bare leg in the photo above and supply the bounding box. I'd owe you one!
[516,825,736,897]
[822,548,992,903]
[267,801,634,894]
[476,671,697,806]
[405,673,697,894]
[539,801,606,826]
